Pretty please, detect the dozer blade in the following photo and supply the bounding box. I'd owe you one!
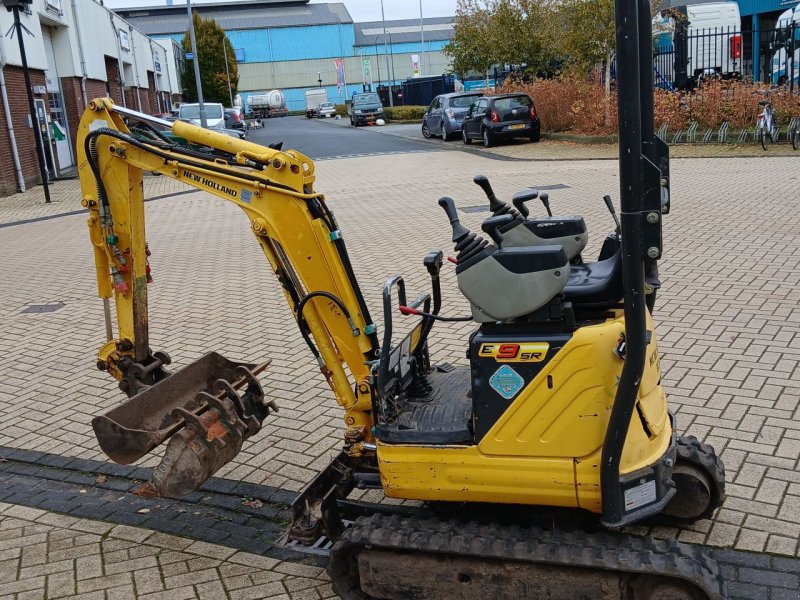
[92,352,277,497]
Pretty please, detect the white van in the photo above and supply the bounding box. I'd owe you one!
[177,103,226,129]
[771,7,800,86]
[653,2,742,85]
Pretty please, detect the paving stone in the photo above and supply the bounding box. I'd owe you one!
[132,567,165,595]
[229,582,287,600]
[195,580,228,600]
[109,525,153,544]
[183,541,237,561]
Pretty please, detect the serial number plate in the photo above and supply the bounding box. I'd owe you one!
[509,123,526,130]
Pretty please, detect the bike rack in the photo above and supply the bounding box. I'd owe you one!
[686,121,699,143]
[737,129,749,143]
[657,123,668,141]
[718,121,729,144]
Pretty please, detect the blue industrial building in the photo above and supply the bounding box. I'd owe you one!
[117,0,454,112]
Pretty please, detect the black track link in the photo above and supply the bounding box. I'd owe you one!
[329,513,727,600]
[676,434,727,521]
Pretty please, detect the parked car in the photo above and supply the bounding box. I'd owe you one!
[348,93,384,126]
[422,92,483,140]
[178,102,226,128]
[224,107,245,130]
[461,94,541,148]
[317,102,337,118]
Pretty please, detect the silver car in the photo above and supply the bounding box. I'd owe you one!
[317,102,337,118]
[422,92,483,140]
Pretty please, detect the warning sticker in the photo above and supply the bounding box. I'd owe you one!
[489,365,525,400]
[624,479,657,511]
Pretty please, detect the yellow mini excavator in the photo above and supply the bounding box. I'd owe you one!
[76,2,726,598]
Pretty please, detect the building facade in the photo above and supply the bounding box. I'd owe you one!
[117,0,454,113]
[0,0,182,196]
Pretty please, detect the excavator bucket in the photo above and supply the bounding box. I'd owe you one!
[92,352,276,497]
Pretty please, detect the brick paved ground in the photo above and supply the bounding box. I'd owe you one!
[0,145,799,596]
[0,177,191,226]
[0,503,333,600]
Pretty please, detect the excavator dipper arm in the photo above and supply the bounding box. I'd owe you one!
[77,99,378,495]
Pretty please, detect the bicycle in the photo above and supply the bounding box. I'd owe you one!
[755,91,779,151]
[789,107,799,151]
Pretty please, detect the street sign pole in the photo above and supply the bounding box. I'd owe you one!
[3,0,50,203]
[380,0,393,107]
[186,0,207,127]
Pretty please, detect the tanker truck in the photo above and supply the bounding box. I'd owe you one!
[246,90,288,118]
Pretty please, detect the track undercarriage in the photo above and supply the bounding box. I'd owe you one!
[287,435,726,600]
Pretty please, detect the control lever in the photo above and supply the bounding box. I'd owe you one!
[473,175,519,218]
[438,197,490,263]
[539,192,553,217]
[438,197,470,243]
[481,214,514,245]
[603,195,621,233]
[511,189,539,218]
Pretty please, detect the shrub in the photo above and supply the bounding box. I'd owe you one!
[653,79,800,133]
[334,104,348,117]
[501,76,618,135]
[503,76,800,136]
[384,105,427,121]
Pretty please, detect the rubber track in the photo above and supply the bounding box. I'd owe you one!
[329,513,726,600]
[676,434,727,521]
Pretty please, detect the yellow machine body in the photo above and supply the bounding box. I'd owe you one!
[75,99,677,519]
[377,312,671,513]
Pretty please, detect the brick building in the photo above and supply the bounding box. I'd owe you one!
[0,0,182,197]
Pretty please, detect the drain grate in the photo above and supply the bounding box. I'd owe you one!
[458,184,571,214]
[459,205,490,214]
[536,184,570,191]
[21,303,65,314]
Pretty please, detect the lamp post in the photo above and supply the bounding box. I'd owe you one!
[222,30,243,108]
[380,0,393,106]
[186,0,206,127]
[419,0,425,77]
[2,0,50,203]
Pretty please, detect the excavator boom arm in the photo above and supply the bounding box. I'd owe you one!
[77,99,378,443]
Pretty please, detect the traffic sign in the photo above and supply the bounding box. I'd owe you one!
[185,52,194,59]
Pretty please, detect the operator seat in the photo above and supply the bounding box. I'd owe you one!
[474,178,625,311]
[440,198,570,323]
[561,249,623,309]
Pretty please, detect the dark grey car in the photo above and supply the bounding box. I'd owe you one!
[422,92,483,141]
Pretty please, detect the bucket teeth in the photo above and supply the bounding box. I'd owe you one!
[92,353,275,496]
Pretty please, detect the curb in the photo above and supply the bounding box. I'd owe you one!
[543,132,618,144]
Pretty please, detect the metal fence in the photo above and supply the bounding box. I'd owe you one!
[654,22,799,91]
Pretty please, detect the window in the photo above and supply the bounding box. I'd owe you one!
[119,29,130,52]
[450,95,481,108]
[45,0,62,14]
[472,99,487,115]
[354,93,380,105]
[493,96,532,111]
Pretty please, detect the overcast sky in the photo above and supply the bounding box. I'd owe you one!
[102,0,459,21]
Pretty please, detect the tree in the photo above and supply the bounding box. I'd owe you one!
[560,0,616,126]
[445,0,560,84]
[181,12,238,106]
[444,0,495,81]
